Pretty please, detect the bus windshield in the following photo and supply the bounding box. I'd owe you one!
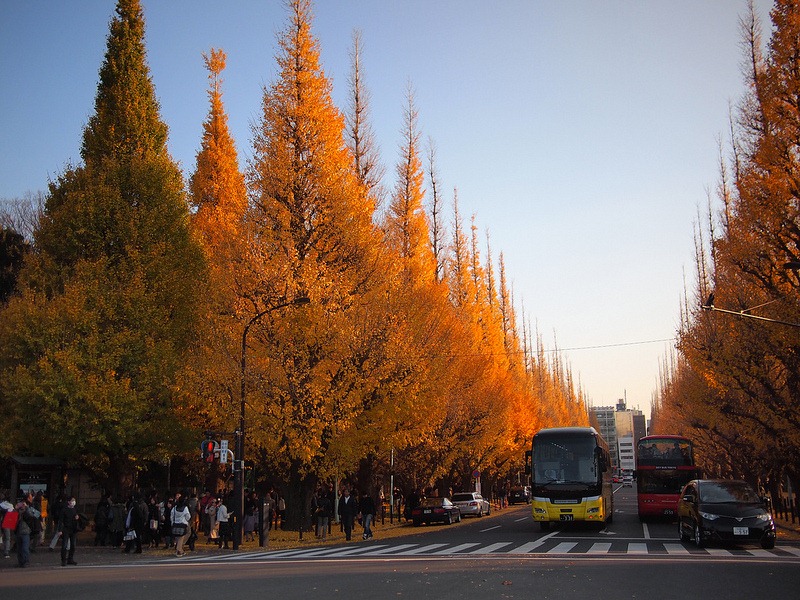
[534,436,598,485]
[637,437,693,467]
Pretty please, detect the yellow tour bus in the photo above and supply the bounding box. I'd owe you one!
[525,427,614,531]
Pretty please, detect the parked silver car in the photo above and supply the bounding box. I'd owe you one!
[451,492,491,517]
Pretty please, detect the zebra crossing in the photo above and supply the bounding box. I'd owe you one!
[178,539,800,563]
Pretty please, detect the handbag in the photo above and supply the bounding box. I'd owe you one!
[123,529,137,541]
[171,523,188,537]
[149,518,159,530]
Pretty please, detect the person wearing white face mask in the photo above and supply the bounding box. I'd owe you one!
[58,497,80,566]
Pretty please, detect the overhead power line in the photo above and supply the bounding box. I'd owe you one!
[548,338,676,353]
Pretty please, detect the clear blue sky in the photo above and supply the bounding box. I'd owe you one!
[0,0,776,419]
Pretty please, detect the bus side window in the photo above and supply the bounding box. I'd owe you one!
[595,447,607,472]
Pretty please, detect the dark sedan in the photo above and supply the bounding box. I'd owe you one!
[411,497,462,526]
[678,479,776,549]
[508,486,530,504]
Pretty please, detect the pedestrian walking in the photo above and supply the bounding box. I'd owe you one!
[243,491,257,542]
[315,488,332,541]
[171,496,191,557]
[358,490,376,540]
[337,487,358,541]
[216,496,231,549]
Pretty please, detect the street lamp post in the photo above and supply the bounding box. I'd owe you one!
[234,296,310,550]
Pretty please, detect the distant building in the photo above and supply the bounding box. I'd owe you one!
[590,398,646,473]
[592,405,619,470]
[618,435,635,472]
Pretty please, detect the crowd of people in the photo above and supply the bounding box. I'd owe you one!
[1,481,511,567]
[1,490,83,568]
[88,487,288,555]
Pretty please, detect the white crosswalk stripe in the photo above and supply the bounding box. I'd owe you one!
[467,542,513,554]
[431,543,481,554]
[508,541,545,554]
[546,542,578,554]
[181,540,800,562]
[664,543,691,555]
[587,543,612,554]
[393,543,449,555]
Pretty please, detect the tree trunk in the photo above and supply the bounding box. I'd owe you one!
[283,467,318,532]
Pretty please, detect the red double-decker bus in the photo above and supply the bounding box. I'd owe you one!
[636,435,699,520]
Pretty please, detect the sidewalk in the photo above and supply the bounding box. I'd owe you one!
[0,516,417,570]
[775,515,800,540]
[3,511,797,570]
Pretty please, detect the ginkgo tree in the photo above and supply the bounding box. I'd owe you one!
[0,0,592,505]
[244,0,419,527]
[0,0,205,491]
[654,0,800,495]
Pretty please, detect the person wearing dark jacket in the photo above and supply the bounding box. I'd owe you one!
[94,494,110,546]
[59,496,80,566]
[337,488,358,541]
[315,490,332,541]
[123,493,145,554]
[358,491,376,540]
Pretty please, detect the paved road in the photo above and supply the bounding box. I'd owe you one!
[2,485,798,599]
[171,483,799,564]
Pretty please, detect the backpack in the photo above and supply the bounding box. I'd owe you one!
[22,509,38,531]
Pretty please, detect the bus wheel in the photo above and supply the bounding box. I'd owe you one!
[539,521,551,532]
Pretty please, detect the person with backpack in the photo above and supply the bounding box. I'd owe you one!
[16,498,40,568]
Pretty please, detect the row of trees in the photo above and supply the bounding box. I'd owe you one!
[651,0,800,499]
[0,0,587,525]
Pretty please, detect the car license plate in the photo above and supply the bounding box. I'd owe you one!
[733,527,748,536]
[559,514,573,521]
[423,509,432,514]
[663,509,674,516]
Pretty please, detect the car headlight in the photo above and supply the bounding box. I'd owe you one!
[587,507,600,514]
[754,512,773,523]
[534,507,547,514]
[699,511,719,521]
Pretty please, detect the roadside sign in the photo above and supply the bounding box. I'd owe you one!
[220,439,229,464]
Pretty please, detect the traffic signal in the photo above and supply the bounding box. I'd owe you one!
[201,439,217,463]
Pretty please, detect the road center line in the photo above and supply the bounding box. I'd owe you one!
[480,525,502,532]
